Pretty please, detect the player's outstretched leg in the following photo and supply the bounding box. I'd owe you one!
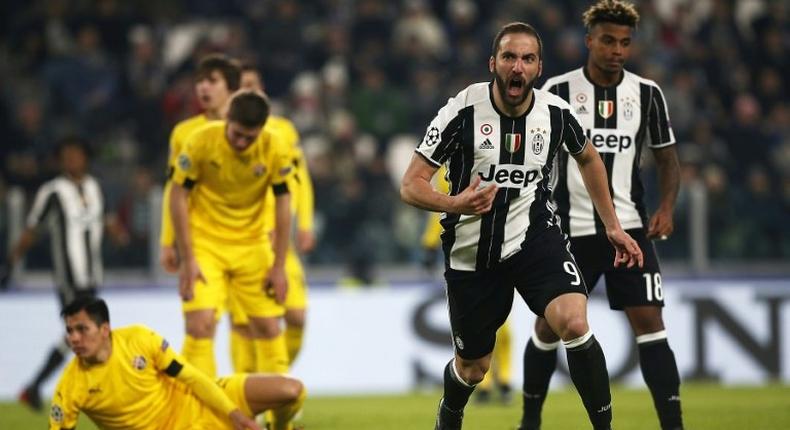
[519,318,561,430]
[435,358,482,429]
[545,293,612,430]
[626,306,684,430]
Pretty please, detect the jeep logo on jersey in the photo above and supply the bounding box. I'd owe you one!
[598,100,614,119]
[586,128,633,153]
[504,133,522,153]
[478,164,539,188]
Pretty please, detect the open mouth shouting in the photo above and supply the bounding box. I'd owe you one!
[507,76,525,99]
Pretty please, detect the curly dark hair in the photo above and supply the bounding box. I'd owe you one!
[582,0,640,31]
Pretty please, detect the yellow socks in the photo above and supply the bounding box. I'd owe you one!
[181,335,216,377]
[254,334,289,374]
[285,325,304,365]
[230,329,256,373]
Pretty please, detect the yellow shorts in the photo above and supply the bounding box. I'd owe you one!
[228,248,308,325]
[199,374,252,429]
[166,374,250,430]
[183,238,284,319]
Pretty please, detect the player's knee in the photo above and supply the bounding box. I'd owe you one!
[558,315,589,341]
[534,318,560,342]
[285,311,305,328]
[282,378,304,402]
[186,317,216,338]
[626,306,665,335]
[457,360,488,385]
[250,317,282,338]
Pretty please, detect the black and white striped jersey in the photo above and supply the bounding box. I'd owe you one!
[416,82,586,271]
[542,67,675,237]
[26,175,104,292]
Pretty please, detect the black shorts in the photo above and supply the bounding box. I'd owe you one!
[569,228,662,310]
[444,226,587,360]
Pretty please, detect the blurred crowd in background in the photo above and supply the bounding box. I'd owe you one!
[0,0,787,278]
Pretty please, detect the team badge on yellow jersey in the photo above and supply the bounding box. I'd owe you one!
[132,356,147,371]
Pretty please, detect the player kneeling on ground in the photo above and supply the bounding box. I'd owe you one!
[49,297,305,430]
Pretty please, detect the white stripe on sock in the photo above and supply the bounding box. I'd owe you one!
[532,331,560,351]
[636,330,667,344]
[563,330,593,350]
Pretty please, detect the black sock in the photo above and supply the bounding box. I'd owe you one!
[31,345,67,389]
[566,335,612,430]
[521,339,558,429]
[442,359,475,411]
[639,339,683,430]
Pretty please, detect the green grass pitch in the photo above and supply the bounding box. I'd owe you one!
[2,383,788,429]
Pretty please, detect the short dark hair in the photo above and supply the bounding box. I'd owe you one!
[55,136,92,159]
[196,53,242,91]
[61,296,110,326]
[227,91,270,128]
[240,62,260,75]
[583,0,640,31]
[491,22,543,59]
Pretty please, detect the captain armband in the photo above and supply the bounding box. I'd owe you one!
[164,359,184,377]
[273,183,289,195]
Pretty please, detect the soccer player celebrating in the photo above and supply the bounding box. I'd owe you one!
[401,22,643,430]
[169,89,294,413]
[49,296,305,430]
[160,54,241,275]
[226,64,315,373]
[520,2,684,430]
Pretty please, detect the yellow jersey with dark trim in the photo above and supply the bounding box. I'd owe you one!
[171,121,295,244]
[49,325,196,430]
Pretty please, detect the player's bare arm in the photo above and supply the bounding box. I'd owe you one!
[170,182,206,300]
[401,154,497,215]
[572,142,644,268]
[268,192,291,304]
[648,145,680,240]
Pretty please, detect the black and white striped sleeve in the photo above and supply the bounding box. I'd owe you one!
[26,182,56,228]
[415,95,465,167]
[646,84,676,148]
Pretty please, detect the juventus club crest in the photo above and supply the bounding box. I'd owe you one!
[530,128,547,155]
[504,133,522,153]
[598,100,614,119]
[622,96,635,121]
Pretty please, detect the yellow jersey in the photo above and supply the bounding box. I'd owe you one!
[49,325,225,430]
[262,116,314,233]
[421,165,450,249]
[160,114,210,247]
[171,121,294,245]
